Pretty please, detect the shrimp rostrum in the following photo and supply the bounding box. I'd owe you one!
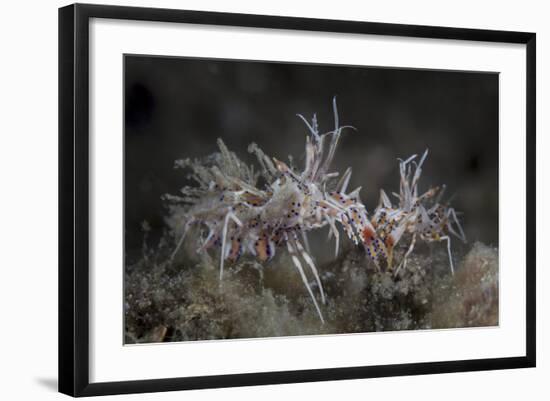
[164,98,372,323]
[164,98,466,323]
[369,150,467,276]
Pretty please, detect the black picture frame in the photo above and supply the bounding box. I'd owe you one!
[59,3,536,397]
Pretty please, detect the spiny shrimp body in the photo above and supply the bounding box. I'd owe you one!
[165,98,465,323]
[369,150,467,275]
[165,98,371,322]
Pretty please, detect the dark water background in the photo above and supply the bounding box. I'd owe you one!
[124,55,498,264]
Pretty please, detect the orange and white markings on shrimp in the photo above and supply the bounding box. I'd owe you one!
[163,98,466,323]
[164,98,369,324]
[370,150,467,276]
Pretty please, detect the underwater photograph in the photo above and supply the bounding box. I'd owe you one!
[124,55,499,344]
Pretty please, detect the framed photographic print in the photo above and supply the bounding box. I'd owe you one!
[58,3,536,397]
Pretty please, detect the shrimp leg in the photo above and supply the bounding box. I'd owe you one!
[286,240,325,324]
[220,210,243,281]
[394,232,417,277]
[301,229,312,255]
[170,218,194,262]
[447,208,466,243]
[293,237,326,305]
[440,235,454,275]
[325,215,340,258]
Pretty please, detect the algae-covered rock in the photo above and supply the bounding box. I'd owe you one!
[125,239,498,343]
[431,242,499,328]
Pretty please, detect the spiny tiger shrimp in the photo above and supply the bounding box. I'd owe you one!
[369,149,467,275]
[164,98,375,323]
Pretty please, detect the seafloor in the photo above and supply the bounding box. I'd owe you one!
[125,238,498,344]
